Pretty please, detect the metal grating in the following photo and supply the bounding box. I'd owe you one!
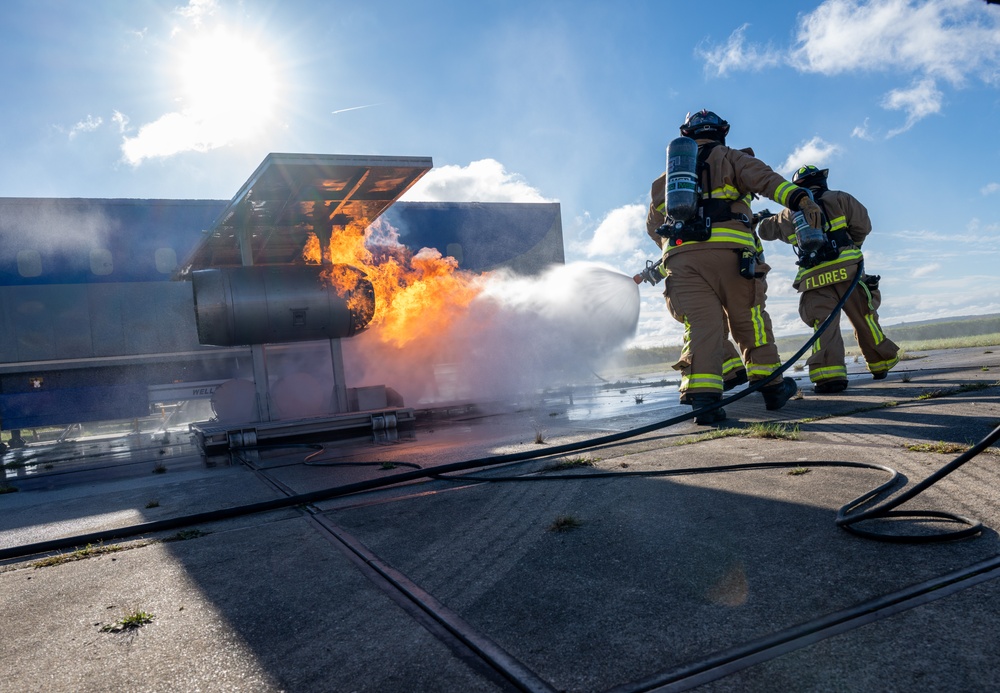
[177,153,432,274]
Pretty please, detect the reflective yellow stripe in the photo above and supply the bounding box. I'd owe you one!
[826,215,847,231]
[656,202,665,213]
[774,181,797,206]
[795,249,864,283]
[811,320,822,355]
[865,313,885,345]
[810,365,847,382]
[869,355,899,373]
[722,357,743,376]
[751,304,767,347]
[746,362,780,377]
[708,185,742,201]
[860,281,875,310]
[664,227,759,253]
[681,373,724,392]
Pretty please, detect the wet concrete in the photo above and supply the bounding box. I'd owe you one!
[2,346,999,692]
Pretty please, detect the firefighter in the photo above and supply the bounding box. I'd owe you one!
[756,165,899,392]
[645,219,749,395]
[647,109,817,424]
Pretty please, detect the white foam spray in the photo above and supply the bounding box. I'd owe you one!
[342,261,640,406]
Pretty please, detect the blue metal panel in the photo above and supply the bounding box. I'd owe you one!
[0,198,226,286]
[0,384,151,429]
[383,202,564,273]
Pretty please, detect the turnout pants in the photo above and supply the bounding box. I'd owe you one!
[665,248,782,398]
[800,279,899,384]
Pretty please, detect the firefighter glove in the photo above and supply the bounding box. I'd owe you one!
[751,209,773,230]
[796,196,824,230]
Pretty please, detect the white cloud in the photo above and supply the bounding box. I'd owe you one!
[176,0,217,26]
[851,118,875,141]
[776,136,841,177]
[68,115,102,139]
[790,0,1000,131]
[882,78,943,136]
[121,111,238,165]
[111,110,129,134]
[981,182,1000,195]
[912,262,941,278]
[704,2,1000,134]
[791,0,1000,85]
[400,159,555,203]
[696,23,784,77]
[585,204,646,258]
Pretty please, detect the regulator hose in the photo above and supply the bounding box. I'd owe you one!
[0,262,991,560]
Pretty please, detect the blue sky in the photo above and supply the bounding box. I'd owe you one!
[2,0,999,349]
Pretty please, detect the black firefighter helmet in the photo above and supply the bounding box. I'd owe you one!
[792,164,830,192]
[680,109,730,140]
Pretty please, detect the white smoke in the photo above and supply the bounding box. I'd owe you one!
[343,262,640,406]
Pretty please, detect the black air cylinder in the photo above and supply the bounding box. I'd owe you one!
[191,266,374,346]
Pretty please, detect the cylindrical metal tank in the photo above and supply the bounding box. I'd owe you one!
[191,266,375,346]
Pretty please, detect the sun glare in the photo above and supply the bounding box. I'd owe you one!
[177,28,278,138]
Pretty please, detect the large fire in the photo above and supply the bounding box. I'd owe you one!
[303,218,483,347]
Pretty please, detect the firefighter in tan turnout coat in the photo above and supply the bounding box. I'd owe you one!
[647,109,820,424]
[756,165,899,392]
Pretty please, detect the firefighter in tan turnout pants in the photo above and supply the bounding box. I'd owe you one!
[756,165,899,392]
[647,109,819,424]
[645,231,749,394]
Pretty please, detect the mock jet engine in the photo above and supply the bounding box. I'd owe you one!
[191,265,375,347]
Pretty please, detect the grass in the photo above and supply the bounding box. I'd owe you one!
[677,422,800,445]
[546,457,598,471]
[787,466,811,475]
[548,514,582,532]
[152,461,167,474]
[534,428,546,444]
[0,484,18,494]
[145,499,160,508]
[905,441,971,454]
[32,543,126,568]
[916,382,996,400]
[101,608,154,633]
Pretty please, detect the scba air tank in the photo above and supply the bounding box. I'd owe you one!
[793,191,826,254]
[665,136,699,222]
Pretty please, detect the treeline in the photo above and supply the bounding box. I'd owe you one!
[621,314,1000,368]
[877,315,1000,343]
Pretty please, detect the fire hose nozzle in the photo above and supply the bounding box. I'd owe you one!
[634,259,664,287]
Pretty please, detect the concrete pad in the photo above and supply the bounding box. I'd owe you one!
[1,345,998,691]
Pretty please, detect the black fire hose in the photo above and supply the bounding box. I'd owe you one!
[0,262,991,560]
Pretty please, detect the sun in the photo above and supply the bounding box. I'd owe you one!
[176,27,278,139]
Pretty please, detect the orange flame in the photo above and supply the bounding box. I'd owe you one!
[304,218,483,347]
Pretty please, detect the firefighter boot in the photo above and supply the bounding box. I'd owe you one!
[724,370,749,391]
[690,394,726,425]
[761,377,799,411]
[814,379,848,394]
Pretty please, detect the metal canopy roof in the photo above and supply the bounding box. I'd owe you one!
[178,153,432,275]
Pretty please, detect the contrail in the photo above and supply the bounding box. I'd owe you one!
[331,103,382,115]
